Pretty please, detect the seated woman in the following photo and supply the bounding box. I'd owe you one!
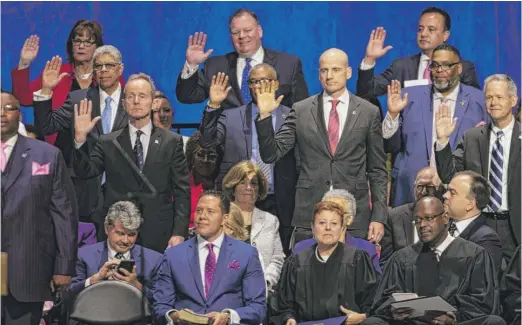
[222,161,285,293]
[274,201,378,325]
[293,189,381,274]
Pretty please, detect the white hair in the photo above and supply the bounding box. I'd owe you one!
[105,201,142,231]
[322,189,356,217]
[484,74,518,97]
[93,45,122,63]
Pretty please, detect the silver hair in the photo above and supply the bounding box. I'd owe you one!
[248,63,278,79]
[322,189,356,217]
[93,45,123,63]
[484,74,518,97]
[105,201,142,231]
[125,73,156,97]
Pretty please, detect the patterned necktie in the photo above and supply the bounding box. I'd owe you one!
[102,96,113,134]
[241,58,253,104]
[204,243,216,298]
[328,99,340,154]
[448,220,458,237]
[134,130,144,170]
[489,130,504,211]
[423,60,432,83]
[0,143,7,172]
[114,252,125,260]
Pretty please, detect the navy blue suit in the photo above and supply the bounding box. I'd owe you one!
[70,242,162,301]
[387,84,488,206]
[152,235,266,325]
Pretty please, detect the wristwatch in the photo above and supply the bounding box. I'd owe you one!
[207,101,221,109]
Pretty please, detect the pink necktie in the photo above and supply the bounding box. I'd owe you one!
[328,100,340,154]
[0,143,7,172]
[204,243,216,298]
[423,61,432,83]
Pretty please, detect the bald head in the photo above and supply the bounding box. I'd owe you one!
[414,196,445,215]
[318,48,352,98]
[249,63,277,80]
[319,48,349,67]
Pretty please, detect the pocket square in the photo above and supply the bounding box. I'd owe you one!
[228,260,240,270]
[32,162,50,176]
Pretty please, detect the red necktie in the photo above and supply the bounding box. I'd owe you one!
[423,60,432,83]
[328,99,340,154]
[204,243,216,298]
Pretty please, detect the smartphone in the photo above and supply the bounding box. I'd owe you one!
[117,260,135,275]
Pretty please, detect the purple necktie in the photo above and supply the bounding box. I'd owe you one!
[204,243,216,298]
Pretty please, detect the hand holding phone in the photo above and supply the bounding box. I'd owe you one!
[117,260,135,276]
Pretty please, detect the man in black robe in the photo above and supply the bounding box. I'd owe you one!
[500,245,521,325]
[363,196,504,325]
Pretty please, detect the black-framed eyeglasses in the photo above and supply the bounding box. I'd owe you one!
[1,105,20,113]
[429,61,461,72]
[412,212,445,226]
[93,63,121,71]
[196,150,218,161]
[247,78,276,86]
[414,184,440,195]
[72,39,96,47]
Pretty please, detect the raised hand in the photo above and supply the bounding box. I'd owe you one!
[186,32,214,66]
[256,80,284,119]
[19,35,40,68]
[209,72,231,107]
[364,27,393,65]
[387,80,408,118]
[435,103,457,145]
[42,56,68,93]
[74,99,101,144]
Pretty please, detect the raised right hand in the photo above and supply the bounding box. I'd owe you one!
[209,72,232,107]
[74,99,101,143]
[435,103,457,144]
[364,27,393,64]
[286,319,297,325]
[186,32,214,66]
[19,35,40,68]
[256,80,284,119]
[42,56,68,92]
[387,80,408,118]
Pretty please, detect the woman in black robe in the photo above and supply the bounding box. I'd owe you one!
[273,201,378,325]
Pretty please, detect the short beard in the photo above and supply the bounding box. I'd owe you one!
[433,78,457,93]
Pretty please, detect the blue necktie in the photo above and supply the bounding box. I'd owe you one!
[489,130,504,211]
[102,96,113,134]
[134,130,144,170]
[241,58,253,104]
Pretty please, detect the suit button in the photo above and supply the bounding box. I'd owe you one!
[326,181,331,186]
[205,304,209,308]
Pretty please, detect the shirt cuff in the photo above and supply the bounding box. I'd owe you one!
[165,309,178,325]
[85,277,91,287]
[74,139,86,149]
[382,113,400,139]
[180,61,199,79]
[223,309,240,324]
[33,89,53,101]
[360,59,376,71]
[435,141,449,151]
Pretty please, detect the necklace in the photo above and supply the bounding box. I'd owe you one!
[76,70,92,80]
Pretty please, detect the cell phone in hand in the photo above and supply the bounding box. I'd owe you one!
[117,260,135,275]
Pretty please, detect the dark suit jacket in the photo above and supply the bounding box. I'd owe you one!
[33,87,128,219]
[356,53,480,101]
[435,121,521,245]
[70,242,162,301]
[458,215,503,275]
[176,48,309,109]
[72,125,190,253]
[255,92,388,235]
[201,103,297,228]
[1,136,78,302]
[379,203,415,267]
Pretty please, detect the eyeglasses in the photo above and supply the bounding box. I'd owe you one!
[72,39,96,47]
[247,78,276,86]
[196,150,218,161]
[414,184,441,195]
[412,212,445,226]
[429,62,460,72]
[1,105,20,113]
[93,63,121,71]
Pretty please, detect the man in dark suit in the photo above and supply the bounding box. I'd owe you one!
[175,8,309,110]
[356,6,479,104]
[201,64,297,253]
[442,171,503,274]
[435,73,520,263]
[33,46,128,233]
[1,90,78,325]
[255,48,388,246]
[71,201,162,301]
[384,44,488,207]
[72,73,190,253]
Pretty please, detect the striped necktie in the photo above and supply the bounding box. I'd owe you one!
[489,130,504,211]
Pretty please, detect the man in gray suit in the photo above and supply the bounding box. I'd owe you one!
[254,48,387,245]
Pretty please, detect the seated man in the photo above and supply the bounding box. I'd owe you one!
[70,201,162,301]
[363,196,504,325]
[152,190,266,325]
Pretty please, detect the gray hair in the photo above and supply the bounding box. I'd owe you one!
[248,63,278,79]
[125,73,156,97]
[484,74,518,97]
[322,189,356,217]
[93,45,123,63]
[105,201,142,231]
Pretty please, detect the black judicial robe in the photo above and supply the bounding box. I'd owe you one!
[370,238,501,324]
[274,243,378,323]
[501,245,521,325]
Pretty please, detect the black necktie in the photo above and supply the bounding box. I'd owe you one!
[448,220,458,237]
[115,252,125,260]
[134,130,144,170]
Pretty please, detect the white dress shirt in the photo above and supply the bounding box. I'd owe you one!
[165,232,240,325]
[431,233,455,261]
[323,89,350,141]
[452,214,481,237]
[129,121,153,162]
[85,241,132,287]
[2,134,18,165]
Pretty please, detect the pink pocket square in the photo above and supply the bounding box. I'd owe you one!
[32,162,50,176]
[228,260,240,270]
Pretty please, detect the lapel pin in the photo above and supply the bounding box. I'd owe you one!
[460,100,466,106]
[352,111,356,115]
[22,153,27,158]
[154,139,159,144]
[282,114,287,119]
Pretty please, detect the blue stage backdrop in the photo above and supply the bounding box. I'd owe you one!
[2,1,520,135]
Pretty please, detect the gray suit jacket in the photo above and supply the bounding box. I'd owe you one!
[250,208,285,288]
[255,92,388,234]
